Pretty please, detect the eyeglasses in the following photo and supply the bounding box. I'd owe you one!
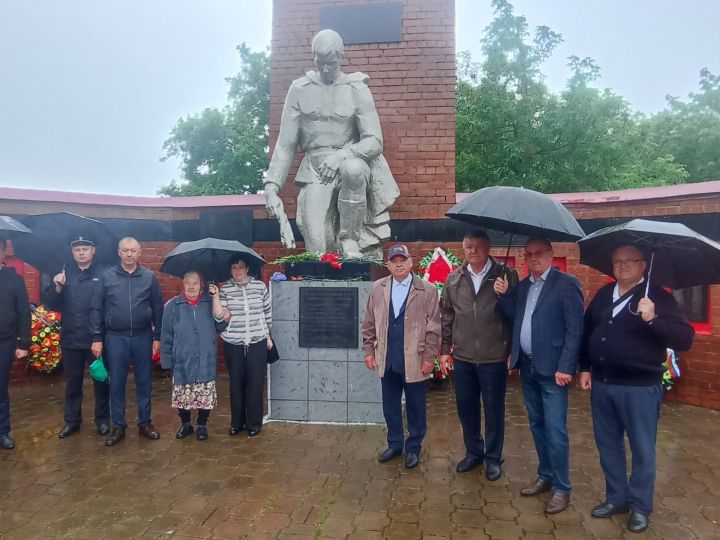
[612,259,643,266]
[523,250,549,258]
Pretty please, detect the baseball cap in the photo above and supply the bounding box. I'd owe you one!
[387,244,411,260]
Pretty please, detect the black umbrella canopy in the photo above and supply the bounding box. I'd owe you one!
[447,186,585,242]
[0,216,32,240]
[578,219,720,289]
[13,212,119,274]
[160,238,266,283]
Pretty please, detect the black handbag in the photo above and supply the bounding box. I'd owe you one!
[267,341,280,364]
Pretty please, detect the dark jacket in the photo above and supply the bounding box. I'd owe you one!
[160,293,227,386]
[0,266,31,349]
[440,258,516,364]
[498,267,585,376]
[578,282,695,386]
[44,264,105,350]
[90,264,164,341]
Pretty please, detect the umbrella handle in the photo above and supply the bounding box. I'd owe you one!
[644,251,655,297]
[503,233,514,275]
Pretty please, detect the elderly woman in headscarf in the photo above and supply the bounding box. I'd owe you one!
[161,271,227,440]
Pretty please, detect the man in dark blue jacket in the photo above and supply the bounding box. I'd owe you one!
[45,236,110,438]
[90,237,164,446]
[496,237,584,514]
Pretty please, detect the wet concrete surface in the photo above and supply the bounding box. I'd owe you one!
[1,373,719,539]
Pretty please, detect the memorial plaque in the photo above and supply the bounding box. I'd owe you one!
[299,287,358,349]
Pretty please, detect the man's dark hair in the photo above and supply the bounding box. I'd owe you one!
[463,229,490,243]
[525,237,553,251]
[228,254,247,267]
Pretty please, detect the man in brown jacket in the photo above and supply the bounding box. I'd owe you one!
[362,244,441,469]
[439,230,516,480]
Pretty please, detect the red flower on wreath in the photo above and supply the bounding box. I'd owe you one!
[320,252,343,270]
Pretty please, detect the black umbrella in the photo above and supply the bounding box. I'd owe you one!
[0,216,32,240]
[13,212,118,274]
[578,219,720,292]
[446,186,585,263]
[160,238,266,282]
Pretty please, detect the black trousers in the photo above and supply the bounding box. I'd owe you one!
[223,340,267,431]
[381,367,427,454]
[0,338,15,437]
[63,348,110,427]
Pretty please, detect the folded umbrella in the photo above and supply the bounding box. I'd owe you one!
[578,219,720,291]
[13,212,118,274]
[160,238,266,283]
[0,215,32,240]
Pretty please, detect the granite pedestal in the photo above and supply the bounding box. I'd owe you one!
[268,280,383,424]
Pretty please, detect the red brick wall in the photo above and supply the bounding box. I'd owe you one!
[268,0,456,221]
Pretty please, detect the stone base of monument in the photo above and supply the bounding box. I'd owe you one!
[268,279,384,424]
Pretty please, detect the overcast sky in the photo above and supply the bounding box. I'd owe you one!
[1,0,718,196]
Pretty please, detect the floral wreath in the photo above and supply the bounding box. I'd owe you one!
[28,304,62,374]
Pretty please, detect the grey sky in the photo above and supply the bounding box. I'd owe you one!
[0,0,718,196]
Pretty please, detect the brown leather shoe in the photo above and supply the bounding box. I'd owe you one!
[545,492,571,514]
[521,477,552,497]
[138,424,160,440]
[105,427,125,447]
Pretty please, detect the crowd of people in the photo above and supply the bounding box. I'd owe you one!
[0,230,695,534]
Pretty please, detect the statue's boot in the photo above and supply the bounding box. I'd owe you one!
[338,198,367,259]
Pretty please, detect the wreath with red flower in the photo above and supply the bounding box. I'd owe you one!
[28,304,62,374]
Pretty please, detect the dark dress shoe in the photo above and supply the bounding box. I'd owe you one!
[196,426,208,441]
[138,424,160,440]
[456,455,483,473]
[591,502,629,518]
[0,435,15,450]
[405,452,419,469]
[521,477,553,497]
[105,427,125,447]
[228,426,243,437]
[545,492,571,514]
[628,512,649,533]
[248,426,262,437]
[377,447,403,463]
[176,423,194,439]
[485,462,502,481]
[97,422,110,436]
[58,425,79,439]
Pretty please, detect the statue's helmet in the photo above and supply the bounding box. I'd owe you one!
[312,29,344,59]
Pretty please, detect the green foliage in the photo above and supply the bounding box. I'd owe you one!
[159,44,269,195]
[457,0,697,194]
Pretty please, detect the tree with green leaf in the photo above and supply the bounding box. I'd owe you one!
[159,44,269,195]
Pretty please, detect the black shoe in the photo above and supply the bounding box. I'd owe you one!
[248,426,262,437]
[405,452,419,469]
[485,462,502,481]
[58,425,79,439]
[456,455,483,473]
[97,422,110,436]
[228,426,243,437]
[591,502,630,518]
[0,435,14,450]
[176,423,194,439]
[628,512,649,533]
[196,426,208,441]
[377,447,402,463]
[105,427,125,447]
[138,424,160,440]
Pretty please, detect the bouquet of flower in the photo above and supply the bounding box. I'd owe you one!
[28,304,62,374]
[663,348,680,390]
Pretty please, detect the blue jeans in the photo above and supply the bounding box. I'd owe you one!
[0,338,16,437]
[381,367,427,454]
[520,355,571,494]
[453,359,507,465]
[104,333,153,430]
[591,380,662,516]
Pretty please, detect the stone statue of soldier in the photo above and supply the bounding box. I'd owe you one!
[264,29,399,259]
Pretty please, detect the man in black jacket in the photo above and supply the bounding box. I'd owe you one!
[45,236,110,439]
[579,244,695,534]
[90,237,164,446]
[0,240,30,450]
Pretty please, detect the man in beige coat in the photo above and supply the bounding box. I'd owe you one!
[361,244,441,468]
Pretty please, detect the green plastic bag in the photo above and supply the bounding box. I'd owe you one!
[89,357,108,383]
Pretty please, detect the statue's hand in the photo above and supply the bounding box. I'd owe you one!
[280,220,296,249]
[318,151,345,184]
[265,185,284,218]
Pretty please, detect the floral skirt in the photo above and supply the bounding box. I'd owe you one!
[171,380,217,410]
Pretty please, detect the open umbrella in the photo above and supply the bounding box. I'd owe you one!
[160,238,266,283]
[13,212,118,274]
[0,216,32,240]
[446,186,585,262]
[578,219,720,292]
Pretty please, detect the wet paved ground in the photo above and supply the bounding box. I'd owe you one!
[1,374,719,539]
